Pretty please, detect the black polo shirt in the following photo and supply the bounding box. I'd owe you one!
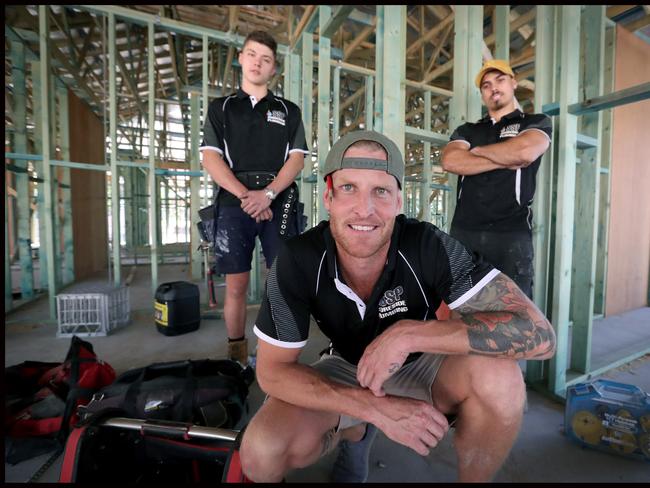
[253,215,499,365]
[449,109,552,233]
[200,88,308,206]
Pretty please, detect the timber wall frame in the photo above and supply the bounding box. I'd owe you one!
[4,5,650,399]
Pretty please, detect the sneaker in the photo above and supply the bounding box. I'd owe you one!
[330,423,378,483]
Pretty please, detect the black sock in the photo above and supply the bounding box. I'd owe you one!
[228,335,245,343]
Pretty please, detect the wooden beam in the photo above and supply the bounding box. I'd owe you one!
[606,5,637,19]
[406,13,454,56]
[423,23,453,80]
[321,5,354,38]
[343,18,376,60]
[625,13,650,32]
[291,5,317,49]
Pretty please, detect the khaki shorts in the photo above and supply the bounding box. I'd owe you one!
[311,352,445,431]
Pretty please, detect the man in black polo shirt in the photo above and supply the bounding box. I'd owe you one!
[442,59,552,299]
[200,31,308,365]
[238,131,556,482]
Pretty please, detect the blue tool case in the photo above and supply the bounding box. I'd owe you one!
[565,379,650,462]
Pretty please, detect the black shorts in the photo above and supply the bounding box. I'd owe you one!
[213,205,283,274]
[450,227,534,299]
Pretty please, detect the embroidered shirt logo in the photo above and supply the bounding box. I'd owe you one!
[378,286,408,319]
[266,110,286,126]
[500,123,520,138]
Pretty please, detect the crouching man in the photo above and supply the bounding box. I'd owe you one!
[239,130,556,482]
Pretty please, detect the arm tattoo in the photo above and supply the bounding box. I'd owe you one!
[388,363,400,374]
[455,274,555,358]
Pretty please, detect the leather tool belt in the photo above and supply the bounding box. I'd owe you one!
[234,171,277,190]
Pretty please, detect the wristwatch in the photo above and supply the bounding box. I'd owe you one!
[264,188,277,201]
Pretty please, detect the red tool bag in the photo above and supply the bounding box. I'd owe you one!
[4,336,116,464]
[59,411,252,483]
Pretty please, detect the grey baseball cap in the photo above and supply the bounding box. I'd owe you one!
[323,130,404,188]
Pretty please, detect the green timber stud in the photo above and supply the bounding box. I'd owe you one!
[301,32,314,228]
[374,6,384,133]
[190,93,202,281]
[494,6,510,61]
[528,5,556,384]
[38,5,58,318]
[10,39,35,299]
[108,13,121,285]
[5,167,12,310]
[50,64,61,291]
[421,91,432,222]
[57,81,74,286]
[365,75,374,132]
[445,6,484,232]
[202,34,210,209]
[570,5,606,374]
[549,5,581,398]
[317,6,332,223]
[148,22,159,295]
[332,66,341,142]
[380,5,406,173]
[595,22,616,315]
[32,60,48,291]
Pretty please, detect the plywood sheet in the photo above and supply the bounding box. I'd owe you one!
[605,26,650,316]
[68,90,108,280]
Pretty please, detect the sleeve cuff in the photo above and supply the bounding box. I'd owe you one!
[253,325,307,349]
[448,268,501,310]
[448,139,471,147]
[200,146,224,155]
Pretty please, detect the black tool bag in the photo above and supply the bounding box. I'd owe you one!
[79,359,254,430]
[60,410,250,483]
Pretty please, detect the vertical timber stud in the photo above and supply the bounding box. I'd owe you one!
[11,39,35,299]
[570,5,605,374]
[148,22,159,295]
[108,13,121,285]
[381,5,406,162]
[446,6,484,230]
[374,6,384,133]
[549,5,581,397]
[365,75,374,132]
[39,5,58,318]
[494,5,510,61]
[301,32,314,228]
[5,168,11,310]
[317,6,332,223]
[32,61,48,290]
[421,91,432,222]
[528,5,555,384]
[57,82,74,285]
[190,93,202,280]
[202,34,209,208]
[595,23,616,315]
[332,66,340,142]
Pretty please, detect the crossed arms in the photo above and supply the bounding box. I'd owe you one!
[441,130,550,176]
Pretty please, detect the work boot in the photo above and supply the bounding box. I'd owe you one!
[228,338,249,366]
[330,423,378,483]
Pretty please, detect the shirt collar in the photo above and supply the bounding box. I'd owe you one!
[236,87,273,102]
[478,108,524,124]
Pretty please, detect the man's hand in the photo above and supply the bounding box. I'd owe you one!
[357,320,415,396]
[240,190,273,220]
[373,395,449,456]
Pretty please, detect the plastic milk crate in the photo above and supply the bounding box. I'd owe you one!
[56,284,130,338]
[565,379,650,462]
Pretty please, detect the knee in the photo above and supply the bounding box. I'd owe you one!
[469,359,526,421]
[239,427,288,482]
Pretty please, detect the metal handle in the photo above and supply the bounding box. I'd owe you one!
[100,417,239,442]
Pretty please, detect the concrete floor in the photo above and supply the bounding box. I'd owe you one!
[5,264,650,482]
